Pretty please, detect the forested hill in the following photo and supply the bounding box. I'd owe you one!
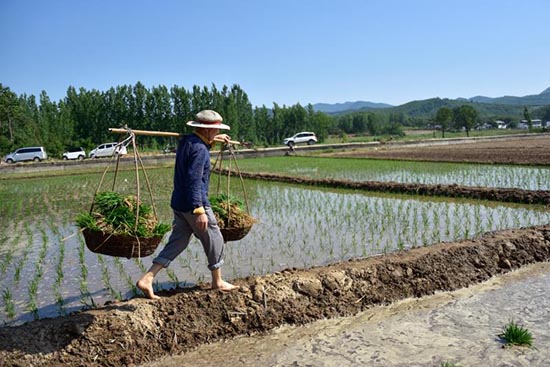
[377,98,527,120]
[469,87,550,106]
[315,86,550,118]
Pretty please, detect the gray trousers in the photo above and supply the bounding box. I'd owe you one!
[153,207,225,271]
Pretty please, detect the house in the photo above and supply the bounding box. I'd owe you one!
[520,119,542,128]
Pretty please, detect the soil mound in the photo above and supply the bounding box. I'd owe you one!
[1,225,550,367]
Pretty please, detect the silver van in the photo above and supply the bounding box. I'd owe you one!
[4,146,48,163]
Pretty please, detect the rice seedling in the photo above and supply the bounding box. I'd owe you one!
[97,254,123,301]
[53,233,67,316]
[77,235,95,308]
[498,321,534,348]
[2,288,16,319]
[113,257,138,296]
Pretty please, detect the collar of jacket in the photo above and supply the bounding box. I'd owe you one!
[194,132,213,147]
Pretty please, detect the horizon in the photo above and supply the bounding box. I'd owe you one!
[1,0,549,107]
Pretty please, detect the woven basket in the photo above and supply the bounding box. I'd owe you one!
[220,224,253,242]
[82,228,163,258]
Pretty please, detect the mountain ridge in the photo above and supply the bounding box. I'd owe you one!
[313,86,550,114]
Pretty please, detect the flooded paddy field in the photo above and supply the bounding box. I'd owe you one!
[3,169,548,325]
[1,134,550,366]
[235,155,550,191]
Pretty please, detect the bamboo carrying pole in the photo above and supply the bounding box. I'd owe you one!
[109,127,241,145]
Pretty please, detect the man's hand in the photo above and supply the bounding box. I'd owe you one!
[215,133,231,143]
[196,213,208,231]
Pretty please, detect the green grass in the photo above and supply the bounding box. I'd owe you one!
[498,321,534,348]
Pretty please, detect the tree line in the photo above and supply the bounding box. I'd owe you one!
[0,82,334,157]
[3,81,545,158]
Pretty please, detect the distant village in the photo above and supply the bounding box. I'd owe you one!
[482,119,549,130]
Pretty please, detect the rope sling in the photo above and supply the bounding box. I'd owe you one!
[82,127,166,258]
[211,142,255,242]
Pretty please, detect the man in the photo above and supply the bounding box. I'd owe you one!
[137,110,238,299]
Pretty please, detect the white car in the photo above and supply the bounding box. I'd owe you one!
[89,143,127,158]
[283,132,318,147]
[62,147,86,160]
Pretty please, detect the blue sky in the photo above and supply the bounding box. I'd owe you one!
[1,0,549,107]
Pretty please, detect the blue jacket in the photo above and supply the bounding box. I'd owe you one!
[170,134,211,213]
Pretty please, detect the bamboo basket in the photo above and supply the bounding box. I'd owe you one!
[83,229,163,258]
[219,225,253,242]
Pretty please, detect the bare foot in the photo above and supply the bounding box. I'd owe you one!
[136,273,160,300]
[212,280,239,292]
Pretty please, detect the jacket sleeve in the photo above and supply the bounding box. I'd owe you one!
[185,144,208,209]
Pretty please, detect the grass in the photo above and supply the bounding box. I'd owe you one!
[498,321,534,348]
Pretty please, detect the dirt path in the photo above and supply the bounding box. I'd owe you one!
[1,225,550,367]
[147,261,550,367]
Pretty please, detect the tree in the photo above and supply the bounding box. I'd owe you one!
[523,106,532,129]
[0,84,20,145]
[454,105,478,137]
[435,107,453,138]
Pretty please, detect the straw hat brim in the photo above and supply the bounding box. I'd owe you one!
[186,121,231,130]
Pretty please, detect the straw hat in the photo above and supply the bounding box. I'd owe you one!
[186,110,230,130]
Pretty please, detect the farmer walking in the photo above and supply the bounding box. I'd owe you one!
[137,110,239,299]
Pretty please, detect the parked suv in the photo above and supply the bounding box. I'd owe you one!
[62,147,86,160]
[4,146,47,163]
[89,143,127,158]
[283,132,318,147]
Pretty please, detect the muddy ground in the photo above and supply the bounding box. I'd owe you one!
[321,133,550,165]
[1,134,550,367]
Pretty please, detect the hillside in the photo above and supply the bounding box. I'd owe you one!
[315,86,550,119]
